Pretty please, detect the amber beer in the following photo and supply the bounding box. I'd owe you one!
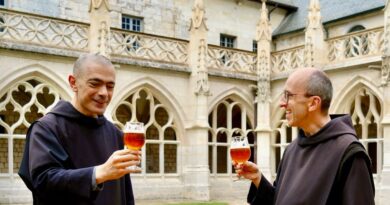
[124,132,145,150]
[230,147,251,164]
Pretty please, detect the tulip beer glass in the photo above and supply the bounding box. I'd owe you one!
[123,122,145,170]
[230,135,251,180]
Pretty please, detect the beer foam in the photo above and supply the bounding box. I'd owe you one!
[123,129,145,133]
[230,145,250,149]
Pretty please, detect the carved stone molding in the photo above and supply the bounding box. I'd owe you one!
[255,0,271,103]
[382,56,390,86]
[89,0,111,57]
[257,50,270,102]
[384,0,390,56]
[307,0,321,29]
[89,0,110,11]
[195,39,210,95]
[189,0,208,31]
[304,0,326,67]
[98,21,110,57]
[0,10,88,51]
[256,0,271,42]
[382,0,390,86]
[257,79,270,103]
[304,36,314,67]
[385,15,390,56]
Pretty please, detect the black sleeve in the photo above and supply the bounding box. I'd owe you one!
[247,175,275,205]
[341,153,375,205]
[28,121,98,200]
[328,142,375,205]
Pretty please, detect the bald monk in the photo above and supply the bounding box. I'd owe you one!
[234,68,375,205]
[19,53,140,205]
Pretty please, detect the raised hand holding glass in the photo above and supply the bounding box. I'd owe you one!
[123,122,145,170]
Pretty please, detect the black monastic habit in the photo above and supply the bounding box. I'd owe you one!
[247,115,375,205]
[19,100,135,205]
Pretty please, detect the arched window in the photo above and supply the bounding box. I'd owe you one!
[346,25,367,57]
[0,79,61,176]
[349,87,382,174]
[272,118,297,176]
[349,25,366,33]
[208,98,255,176]
[112,88,179,174]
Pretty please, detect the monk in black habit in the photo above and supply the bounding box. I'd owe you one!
[19,53,140,205]
[234,68,375,205]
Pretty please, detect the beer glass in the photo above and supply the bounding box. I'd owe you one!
[123,122,145,170]
[230,135,251,181]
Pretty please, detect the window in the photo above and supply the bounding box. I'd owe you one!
[348,25,366,33]
[113,88,179,174]
[208,98,255,175]
[349,87,382,174]
[272,119,297,176]
[220,34,235,48]
[122,15,143,32]
[0,0,4,6]
[121,15,143,52]
[219,34,236,64]
[0,79,61,175]
[253,40,257,53]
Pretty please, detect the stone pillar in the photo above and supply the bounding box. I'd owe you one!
[304,0,327,68]
[380,0,390,201]
[183,0,210,201]
[88,0,111,57]
[254,0,273,180]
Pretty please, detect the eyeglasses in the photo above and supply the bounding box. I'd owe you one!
[282,90,313,104]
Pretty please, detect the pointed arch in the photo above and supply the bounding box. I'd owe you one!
[207,87,255,175]
[110,76,185,140]
[209,86,254,121]
[332,75,383,175]
[0,63,70,176]
[110,77,183,175]
[331,75,383,114]
[110,76,185,130]
[0,63,72,100]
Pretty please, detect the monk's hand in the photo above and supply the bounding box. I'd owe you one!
[95,149,141,184]
[233,161,262,188]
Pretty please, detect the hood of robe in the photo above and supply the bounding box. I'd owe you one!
[297,114,358,147]
[49,100,107,126]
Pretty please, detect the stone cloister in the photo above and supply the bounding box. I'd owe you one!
[0,0,390,204]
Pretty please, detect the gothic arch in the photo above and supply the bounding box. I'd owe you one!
[331,75,383,114]
[110,76,185,140]
[110,77,184,175]
[208,86,254,123]
[0,63,71,100]
[207,87,256,175]
[0,64,70,175]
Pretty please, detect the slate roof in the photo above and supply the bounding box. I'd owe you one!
[273,0,386,36]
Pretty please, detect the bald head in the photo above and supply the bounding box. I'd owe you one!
[289,67,333,113]
[73,53,114,78]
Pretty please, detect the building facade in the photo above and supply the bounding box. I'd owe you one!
[0,0,389,204]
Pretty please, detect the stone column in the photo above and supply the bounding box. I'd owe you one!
[304,0,327,68]
[183,0,210,201]
[380,0,390,201]
[88,0,111,57]
[254,0,273,180]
